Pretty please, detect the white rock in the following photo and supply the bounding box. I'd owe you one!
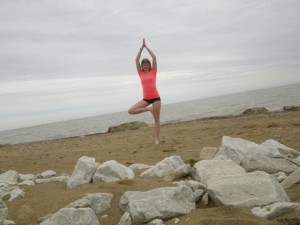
[119,186,197,225]
[129,163,153,170]
[191,160,246,184]
[172,218,180,224]
[41,170,57,178]
[9,187,25,201]
[200,192,209,206]
[0,200,8,223]
[66,193,113,214]
[251,202,300,219]
[3,220,16,225]
[207,171,290,207]
[19,174,35,181]
[117,212,132,225]
[163,164,191,181]
[149,218,164,225]
[140,156,185,178]
[18,180,35,186]
[0,171,20,184]
[272,172,287,183]
[86,193,113,214]
[261,139,300,157]
[220,136,281,164]
[240,154,298,174]
[93,160,134,183]
[281,168,300,189]
[36,175,69,184]
[67,156,97,189]
[39,208,99,225]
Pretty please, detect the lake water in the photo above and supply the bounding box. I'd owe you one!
[1,83,299,145]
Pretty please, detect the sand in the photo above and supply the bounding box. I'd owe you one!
[1,111,300,225]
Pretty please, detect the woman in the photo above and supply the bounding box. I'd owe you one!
[128,38,161,145]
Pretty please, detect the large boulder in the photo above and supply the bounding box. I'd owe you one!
[108,121,148,133]
[119,186,199,225]
[207,171,290,207]
[140,156,186,178]
[40,208,99,225]
[261,139,300,158]
[93,160,134,183]
[240,154,298,174]
[218,136,280,164]
[191,160,246,184]
[67,156,97,189]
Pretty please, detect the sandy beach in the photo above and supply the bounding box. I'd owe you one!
[1,110,300,225]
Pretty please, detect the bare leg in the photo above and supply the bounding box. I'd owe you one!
[128,100,151,114]
[152,100,161,144]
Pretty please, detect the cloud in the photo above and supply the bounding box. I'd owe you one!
[0,0,300,131]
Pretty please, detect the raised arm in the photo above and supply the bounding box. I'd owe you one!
[144,39,157,71]
[135,40,144,72]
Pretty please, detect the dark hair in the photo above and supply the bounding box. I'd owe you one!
[141,58,151,70]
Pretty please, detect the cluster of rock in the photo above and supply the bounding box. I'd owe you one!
[1,136,300,225]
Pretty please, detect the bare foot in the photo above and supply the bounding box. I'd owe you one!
[155,139,160,145]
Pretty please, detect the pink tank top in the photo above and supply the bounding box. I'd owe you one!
[138,69,160,99]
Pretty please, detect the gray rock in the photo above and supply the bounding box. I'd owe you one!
[149,218,164,225]
[41,170,57,178]
[39,208,99,225]
[93,160,134,183]
[19,174,35,181]
[272,172,287,183]
[36,176,69,184]
[0,200,8,223]
[200,192,209,206]
[18,180,35,186]
[3,220,16,225]
[119,186,197,225]
[251,202,300,219]
[8,187,25,201]
[207,171,290,207]
[0,171,20,184]
[163,164,191,181]
[220,136,280,164]
[117,212,132,225]
[67,156,97,189]
[281,168,300,189]
[129,163,153,170]
[191,160,246,184]
[240,154,298,174]
[65,193,113,214]
[261,139,300,157]
[140,156,185,178]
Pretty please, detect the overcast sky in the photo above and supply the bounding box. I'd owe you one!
[1,0,300,131]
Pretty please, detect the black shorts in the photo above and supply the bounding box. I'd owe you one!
[143,97,161,104]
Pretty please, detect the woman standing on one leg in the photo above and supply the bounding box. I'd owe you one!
[128,38,161,145]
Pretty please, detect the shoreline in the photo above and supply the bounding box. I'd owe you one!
[1,107,299,146]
